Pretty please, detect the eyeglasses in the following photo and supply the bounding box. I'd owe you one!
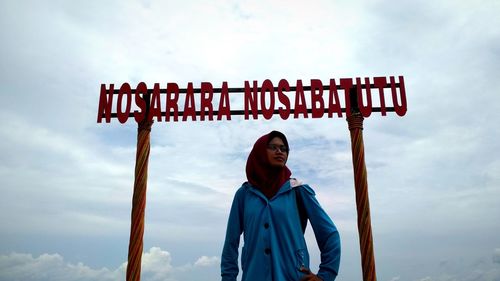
[267,144,289,153]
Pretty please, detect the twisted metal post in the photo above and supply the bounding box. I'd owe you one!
[347,112,377,281]
[126,94,153,281]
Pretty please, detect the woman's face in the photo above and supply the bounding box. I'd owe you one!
[266,137,288,168]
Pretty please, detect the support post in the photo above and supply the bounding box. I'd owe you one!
[347,88,377,281]
[126,96,153,281]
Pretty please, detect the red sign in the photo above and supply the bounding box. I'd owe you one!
[97,76,406,123]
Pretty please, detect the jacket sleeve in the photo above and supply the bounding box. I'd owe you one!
[221,187,245,281]
[299,185,341,281]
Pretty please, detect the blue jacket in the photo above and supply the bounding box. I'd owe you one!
[221,179,341,281]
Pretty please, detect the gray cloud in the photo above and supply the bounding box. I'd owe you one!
[494,249,500,264]
[1,0,499,280]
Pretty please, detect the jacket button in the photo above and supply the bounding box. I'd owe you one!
[264,223,269,229]
[265,248,271,255]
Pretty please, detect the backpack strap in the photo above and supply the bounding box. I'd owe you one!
[293,182,308,234]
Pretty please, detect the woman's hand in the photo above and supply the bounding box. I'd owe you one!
[299,267,323,281]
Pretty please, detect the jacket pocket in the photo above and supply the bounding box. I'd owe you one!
[295,249,308,280]
[296,249,309,270]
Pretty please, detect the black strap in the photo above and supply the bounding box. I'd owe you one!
[295,186,308,234]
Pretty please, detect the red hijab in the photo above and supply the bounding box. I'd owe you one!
[245,131,292,199]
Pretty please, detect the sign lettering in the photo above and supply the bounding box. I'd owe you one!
[97,76,406,123]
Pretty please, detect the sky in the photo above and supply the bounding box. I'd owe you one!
[1,0,499,280]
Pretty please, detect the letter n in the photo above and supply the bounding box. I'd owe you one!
[244,81,259,120]
[97,84,114,123]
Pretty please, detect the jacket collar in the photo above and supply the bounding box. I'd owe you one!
[244,180,295,201]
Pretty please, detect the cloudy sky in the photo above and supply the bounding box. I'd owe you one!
[1,0,500,280]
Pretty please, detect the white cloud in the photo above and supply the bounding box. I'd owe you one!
[0,252,122,281]
[194,256,220,267]
[0,247,219,281]
[140,247,174,281]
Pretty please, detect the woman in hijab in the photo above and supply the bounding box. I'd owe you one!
[221,131,341,281]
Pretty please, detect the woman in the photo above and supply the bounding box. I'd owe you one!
[221,131,341,281]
